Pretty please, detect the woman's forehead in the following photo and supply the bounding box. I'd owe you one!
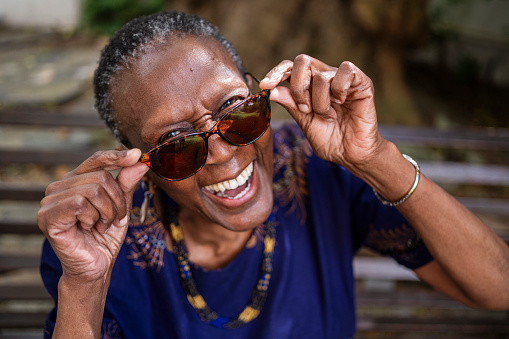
[111,36,247,147]
[115,36,243,99]
[136,36,240,79]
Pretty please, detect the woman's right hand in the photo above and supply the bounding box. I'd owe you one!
[37,149,149,284]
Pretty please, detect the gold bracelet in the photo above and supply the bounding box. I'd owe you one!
[373,154,420,207]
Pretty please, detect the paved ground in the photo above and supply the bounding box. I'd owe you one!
[0,29,101,107]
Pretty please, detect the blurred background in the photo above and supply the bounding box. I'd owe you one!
[0,0,508,338]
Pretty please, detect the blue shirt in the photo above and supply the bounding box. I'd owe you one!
[41,124,433,338]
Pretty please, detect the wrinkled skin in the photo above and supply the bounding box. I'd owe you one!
[114,37,275,236]
[261,55,382,169]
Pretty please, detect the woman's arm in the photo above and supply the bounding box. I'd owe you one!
[37,150,149,337]
[53,276,110,338]
[361,141,509,309]
[260,56,509,310]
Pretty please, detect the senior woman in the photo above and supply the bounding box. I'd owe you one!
[37,11,509,338]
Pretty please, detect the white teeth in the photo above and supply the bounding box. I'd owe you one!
[237,173,247,186]
[228,179,239,190]
[204,161,254,197]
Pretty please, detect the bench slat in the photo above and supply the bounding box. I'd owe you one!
[0,149,99,165]
[0,312,48,329]
[379,125,509,151]
[0,110,104,128]
[459,197,509,217]
[0,218,41,235]
[270,122,509,151]
[421,161,509,186]
[0,254,40,271]
[357,317,509,334]
[0,184,46,201]
[2,114,508,151]
[0,284,50,301]
[354,257,418,281]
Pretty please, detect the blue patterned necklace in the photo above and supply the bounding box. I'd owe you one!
[168,210,276,329]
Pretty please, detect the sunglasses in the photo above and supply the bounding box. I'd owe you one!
[139,76,271,181]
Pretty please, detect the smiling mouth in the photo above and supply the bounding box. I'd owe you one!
[203,162,254,200]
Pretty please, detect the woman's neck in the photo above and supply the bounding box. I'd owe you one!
[151,187,256,270]
[175,207,254,270]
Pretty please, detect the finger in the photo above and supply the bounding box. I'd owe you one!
[74,198,101,232]
[82,184,119,233]
[269,87,299,113]
[269,86,310,128]
[290,54,313,113]
[311,71,336,120]
[39,194,100,236]
[259,60,293,90]
[115,152,150,218]
[66,149,141,178]
[40,184,119,234]
[330,61,368,104]
[46,171,127,219]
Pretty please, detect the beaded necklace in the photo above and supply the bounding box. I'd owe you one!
[168,211,276,329]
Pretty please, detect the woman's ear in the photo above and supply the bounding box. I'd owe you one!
[244,72,258,93]
[247,76,254,92]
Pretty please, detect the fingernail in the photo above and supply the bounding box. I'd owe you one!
[126,149,135,157]
[298,104,309,112]
[331,97,342,105]
[119,215,129,226]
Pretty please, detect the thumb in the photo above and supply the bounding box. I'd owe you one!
[270,87,310,126]
[104,159,148,240]
[270,86,299,112]
[115,149,150,212]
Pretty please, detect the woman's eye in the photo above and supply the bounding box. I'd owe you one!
[220,99,235,111]
[220,97,242,112]
[160,130,182,143]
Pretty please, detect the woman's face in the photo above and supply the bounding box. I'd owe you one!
[112,36,274,232]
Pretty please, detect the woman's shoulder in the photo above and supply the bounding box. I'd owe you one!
[272,122,309,151]
[272,122,314,190]
[271,122,364,224]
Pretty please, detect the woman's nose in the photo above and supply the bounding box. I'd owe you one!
[205,134,237,165]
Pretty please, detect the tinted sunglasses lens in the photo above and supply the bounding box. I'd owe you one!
[150,135,206,180]
[219,92,270,145]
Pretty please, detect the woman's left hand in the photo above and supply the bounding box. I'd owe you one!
[260,55,385,172]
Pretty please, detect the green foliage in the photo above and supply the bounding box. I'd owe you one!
[81,0,166,35]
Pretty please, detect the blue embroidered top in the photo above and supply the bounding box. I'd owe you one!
[40,124,433,338]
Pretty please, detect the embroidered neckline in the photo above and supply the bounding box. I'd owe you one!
[168,208,276,329]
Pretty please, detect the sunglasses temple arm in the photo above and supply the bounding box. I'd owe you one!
[244,72,261,84]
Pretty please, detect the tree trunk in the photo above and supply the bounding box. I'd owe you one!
[166,0,429,125]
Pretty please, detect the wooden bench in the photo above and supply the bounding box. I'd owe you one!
[1,110,509,337]
[0,110,108,335]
